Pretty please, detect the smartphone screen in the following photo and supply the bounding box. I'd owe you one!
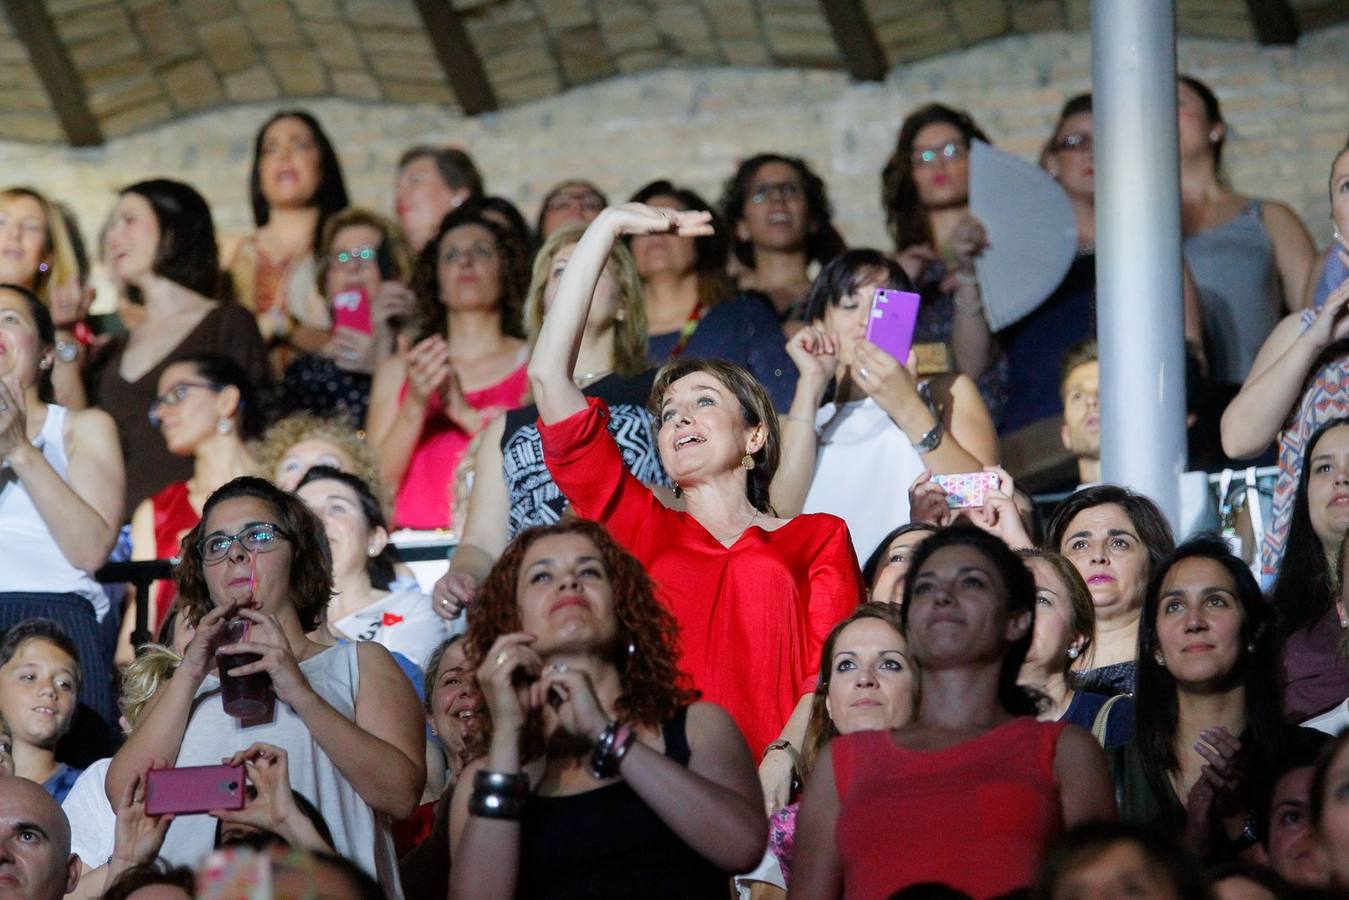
[332,288,373,335]
[866,288,922,364]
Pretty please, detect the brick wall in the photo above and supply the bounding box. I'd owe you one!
[2,23,1345,308]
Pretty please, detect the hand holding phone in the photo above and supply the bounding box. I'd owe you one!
[866,288,921,364]
[931,472,1000,509]
[332,287,373,335]
[144,764,247,817]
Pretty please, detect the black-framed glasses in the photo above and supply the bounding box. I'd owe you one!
[329,245,377,267]
[1053,133,1093,154]
[750,181,804,204]
[911,141,968,168]
[197,522,291,563]
[148,381,222,427]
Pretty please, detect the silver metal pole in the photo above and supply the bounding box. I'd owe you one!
[1091,0,1188,531]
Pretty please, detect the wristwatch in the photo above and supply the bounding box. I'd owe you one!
[55,340,79,363]
[912,419,944,454]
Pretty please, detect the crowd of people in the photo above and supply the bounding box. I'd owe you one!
[0,73,1347,899]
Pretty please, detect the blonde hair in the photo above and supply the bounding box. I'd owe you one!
[523,223,648,378]
[313,206,414,295]
[0,187,80,303]
[118,645,181,728]
[255,412,383,506]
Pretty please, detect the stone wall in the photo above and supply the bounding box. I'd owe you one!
[2,23,1345,308]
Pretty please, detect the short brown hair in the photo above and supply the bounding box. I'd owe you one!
[648,358,780,514]
[398,145,484,197]
[1058,338,1098,402]
[313,206,414,295]
[175,477,333,632]
[463,520,696,760]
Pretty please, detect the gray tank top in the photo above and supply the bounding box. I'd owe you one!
[1183,200,1279,385]
[156,642,403,897]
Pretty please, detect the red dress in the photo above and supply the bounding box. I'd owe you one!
[539,399,862,755]
[833,718,1067,899]
[150,481,199,633]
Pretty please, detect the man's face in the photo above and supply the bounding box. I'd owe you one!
[0,776,78,900]
[1061,360,1101,460]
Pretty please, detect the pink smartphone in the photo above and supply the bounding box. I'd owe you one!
[866,288,921,363]
[331,287,372,335]
[932,472,1000,509]
[144,764,246,817]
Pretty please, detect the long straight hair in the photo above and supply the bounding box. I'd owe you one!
[1270,417,1349,638]
[1134,536,1286,809]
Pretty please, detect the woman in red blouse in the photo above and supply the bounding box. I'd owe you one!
[524,202,863,774]
[789,526,1116,899]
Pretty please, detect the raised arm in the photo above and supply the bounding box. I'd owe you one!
[529,204,712,426]
[770,325,836,517]
[1220,281,1349,459]
[0,396,124,571]
[1262,200,1319,313]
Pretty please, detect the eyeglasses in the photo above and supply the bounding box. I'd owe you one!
[197,522,291,563]
[545,192,606,214]
[148,381,222,427]
[911,142,968,168]
[328,245,378,267]
[1053,133,1093,154]
[441,243,497,266]
[749,182,805,205]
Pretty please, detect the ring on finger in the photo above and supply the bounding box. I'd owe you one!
[858,367,870,380]
[495,651,509,666]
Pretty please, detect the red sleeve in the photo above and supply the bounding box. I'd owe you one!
[539,397,664,558]
[799,517,864,695]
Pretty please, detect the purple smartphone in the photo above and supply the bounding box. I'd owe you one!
[144,764,246,817]
[866,288,922,363]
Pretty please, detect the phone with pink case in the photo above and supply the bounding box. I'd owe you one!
[331,287,372,335]
[865,288,921,364]
[932,472,1000,509]
[144,764,246,817]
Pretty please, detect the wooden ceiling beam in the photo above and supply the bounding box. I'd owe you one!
[1243,0,1300,44]
[818,0,887,81]
[2,0,103,146]
[411,0,498,115]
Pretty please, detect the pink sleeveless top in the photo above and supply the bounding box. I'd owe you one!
[393,359,528,529]
[833,718,1066,899]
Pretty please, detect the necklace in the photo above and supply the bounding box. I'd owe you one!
[713,508,759,546]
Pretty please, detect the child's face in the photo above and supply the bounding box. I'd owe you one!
[0,726,13,776]
[0,639,79,750]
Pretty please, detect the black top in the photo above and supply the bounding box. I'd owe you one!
[517,707,727,899]
[502,369,669,539]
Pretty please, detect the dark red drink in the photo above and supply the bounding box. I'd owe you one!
[217,618,272,719]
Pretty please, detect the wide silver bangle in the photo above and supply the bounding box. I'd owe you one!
[912,419,944,454]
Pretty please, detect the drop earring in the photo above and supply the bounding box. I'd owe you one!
[741,454,755,470]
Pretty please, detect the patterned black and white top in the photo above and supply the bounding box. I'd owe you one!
[502,369,671,539]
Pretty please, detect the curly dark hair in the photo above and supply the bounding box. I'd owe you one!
[881,104,990,252]
[648,357,780,515]
[412,205,528,343]
[175,476,333,632]
[463,519,697,760]
[720,153,845,271]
